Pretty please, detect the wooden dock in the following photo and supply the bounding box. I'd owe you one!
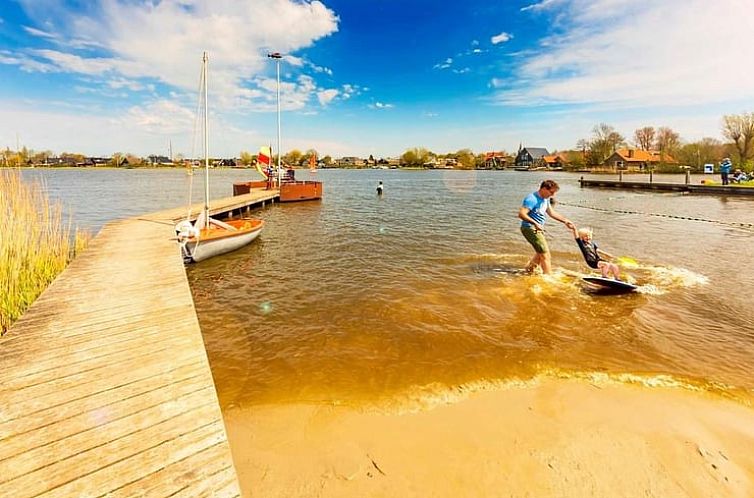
[579,177,754,196]
[0,188,278,497]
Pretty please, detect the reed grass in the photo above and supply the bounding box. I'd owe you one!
[1,169,89,335]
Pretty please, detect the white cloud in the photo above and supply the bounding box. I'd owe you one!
[12,0,342,112]
[496,0,754,109]
[491,32,512,44]
[520,0,562,13]
[317,89,339,106]
[434,57,453,70]
[124,100,195,135]
[23,26,57,40]
[0,50,56,72]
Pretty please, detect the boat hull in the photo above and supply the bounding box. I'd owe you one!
[183,219,264,263]
[280,181,323,202]
[233,181,270,195]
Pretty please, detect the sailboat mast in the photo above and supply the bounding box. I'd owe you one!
[203,51,210,229]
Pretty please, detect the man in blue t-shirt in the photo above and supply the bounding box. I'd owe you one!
[518,179,574,274]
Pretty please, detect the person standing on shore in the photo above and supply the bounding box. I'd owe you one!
[720,158,732,185]
[518,179,574,274]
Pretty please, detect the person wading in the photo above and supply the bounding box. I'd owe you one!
[518,179,574,274]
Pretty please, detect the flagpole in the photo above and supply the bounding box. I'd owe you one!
[267,52,283,189]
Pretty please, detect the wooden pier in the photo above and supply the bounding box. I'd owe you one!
[579,176,754,196]
[0,188,277,497]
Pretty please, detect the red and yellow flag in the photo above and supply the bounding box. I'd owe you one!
[258,146,271,166]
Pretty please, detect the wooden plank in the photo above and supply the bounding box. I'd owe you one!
[0,192,250,496]
[1,342,203,420]
[0,385,215,481]
[106,444,238,497]
[0,406,223,497]
[0,363,207,461]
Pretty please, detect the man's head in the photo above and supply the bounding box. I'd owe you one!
[538,179,560,198]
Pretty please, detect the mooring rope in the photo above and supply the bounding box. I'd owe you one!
[558,201,754,230]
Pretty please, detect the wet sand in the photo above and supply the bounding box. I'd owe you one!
[224,379,754,498]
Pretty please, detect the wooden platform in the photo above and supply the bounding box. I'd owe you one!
[0,188,277,497]
[579,178,754,196]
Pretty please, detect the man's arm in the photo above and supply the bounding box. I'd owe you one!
[546,205,574,228]
[518,206,543,231]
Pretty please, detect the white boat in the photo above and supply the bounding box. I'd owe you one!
[176,52,264,263]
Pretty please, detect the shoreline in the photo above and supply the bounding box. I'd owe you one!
[224,377,754,497]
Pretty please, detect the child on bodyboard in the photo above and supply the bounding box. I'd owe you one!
[570,225,621,280]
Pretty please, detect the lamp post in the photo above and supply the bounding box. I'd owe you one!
[267,52,283,188]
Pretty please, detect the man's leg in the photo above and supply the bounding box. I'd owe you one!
[540,251,552,274]
[524,253,539,272]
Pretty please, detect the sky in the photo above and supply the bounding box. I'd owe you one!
[1,0,753,159]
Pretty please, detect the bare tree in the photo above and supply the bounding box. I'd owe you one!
[655,127,681,160]
[587,123,624,165]
[722,112,754,166]
[633,127,655,150]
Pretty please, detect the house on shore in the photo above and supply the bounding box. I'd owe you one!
[336,156,364,167]
[515,147,550,168]
[602,149,677,171]
[482,151,509,169]
[542,153,569,169]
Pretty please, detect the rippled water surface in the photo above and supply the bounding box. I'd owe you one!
[184,169,754,408]
[22,168,754,408]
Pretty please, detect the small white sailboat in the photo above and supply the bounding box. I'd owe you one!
[176,52,264,263]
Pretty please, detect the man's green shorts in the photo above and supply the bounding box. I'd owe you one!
[521,226,549,254]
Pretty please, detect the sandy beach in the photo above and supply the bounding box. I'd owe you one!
[224,378,754,498]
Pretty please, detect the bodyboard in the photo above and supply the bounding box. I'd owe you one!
[582,276,638,292]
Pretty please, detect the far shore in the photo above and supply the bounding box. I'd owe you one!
[7,165,714,174]
[225,377,754,498]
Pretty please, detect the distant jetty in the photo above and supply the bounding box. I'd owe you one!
[579,174,754,196]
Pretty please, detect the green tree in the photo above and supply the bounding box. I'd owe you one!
[722,112,754,168]
[31,150,53,165]
[677,138,724,172]
[283,149,303,167]
[453,148,475,169]
[239,151,254,166]
[400,147,431,167]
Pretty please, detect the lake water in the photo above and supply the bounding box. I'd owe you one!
[19,168,754,410]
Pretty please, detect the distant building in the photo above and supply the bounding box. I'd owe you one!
[541,153,569,169]
[148,155,173,166]
[214,158,237,167]
[336,156,363,167]
[602,149,677,171]
[515,147,550,168]
[482,151,509,169]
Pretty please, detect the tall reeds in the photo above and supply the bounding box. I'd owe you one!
[0,169,89,335]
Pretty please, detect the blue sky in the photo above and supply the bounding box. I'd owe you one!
[1,0,752,159]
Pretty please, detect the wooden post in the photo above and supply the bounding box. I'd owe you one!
[685,170,691,184]
[580,176,584,187]
[649,170,653,183]
[619,170,623,182]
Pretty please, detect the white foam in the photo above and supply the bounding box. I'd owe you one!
[643,266,709,288]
